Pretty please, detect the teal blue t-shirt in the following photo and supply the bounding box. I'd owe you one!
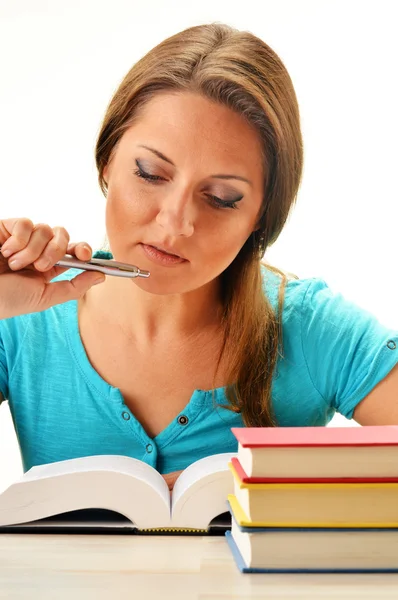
[0,254,397,474]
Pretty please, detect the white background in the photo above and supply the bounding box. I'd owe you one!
[0,0,397,489]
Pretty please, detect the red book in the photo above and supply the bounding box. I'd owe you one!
[231,426,398,448]
[231,426,398,481]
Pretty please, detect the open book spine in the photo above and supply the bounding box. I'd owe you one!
[139,527,208,533]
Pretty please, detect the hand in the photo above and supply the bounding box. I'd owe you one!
[0,217,105,320]
[162,470,183,491]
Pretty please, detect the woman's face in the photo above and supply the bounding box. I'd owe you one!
[103,91,265,295]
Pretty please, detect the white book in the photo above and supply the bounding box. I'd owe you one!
[0,453,236,532]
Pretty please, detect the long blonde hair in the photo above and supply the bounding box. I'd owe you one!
[95,23,302,426]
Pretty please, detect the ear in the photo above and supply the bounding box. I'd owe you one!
[103,164,108,185]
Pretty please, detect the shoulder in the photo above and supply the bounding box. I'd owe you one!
[0,267,82,402]
[262,263,398,423]
[260,262,327,320]
[260,261,390,360]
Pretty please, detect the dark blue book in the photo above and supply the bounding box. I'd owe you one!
[226,498,398,573]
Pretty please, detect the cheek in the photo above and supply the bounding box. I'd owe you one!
[106,184,155,230]
[200,221,250,267]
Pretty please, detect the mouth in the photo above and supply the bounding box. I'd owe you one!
[145,244,185,259]
[140,243,188,266]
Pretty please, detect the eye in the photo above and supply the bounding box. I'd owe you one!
[133,160,242,210]
[207,195,241,210]
[133,163,165,183]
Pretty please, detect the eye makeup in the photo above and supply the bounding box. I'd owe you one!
[132,160,244,210]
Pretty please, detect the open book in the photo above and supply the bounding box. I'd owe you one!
[0,453,236,533]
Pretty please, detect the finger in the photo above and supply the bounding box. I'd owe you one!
[36,264,81,283]
[0,218,17,245]
[35,239,92,282]
[39,271,105,310]
[0,218,34,255]
[6,224,55,271]
[66,241,92,262]
[33,226,70,271]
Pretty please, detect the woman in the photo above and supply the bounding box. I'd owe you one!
[0,23,397,489]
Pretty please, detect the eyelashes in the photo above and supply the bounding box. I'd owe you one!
[133,167,163,183]
[132,162,242,210]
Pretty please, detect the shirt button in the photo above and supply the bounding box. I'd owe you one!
[146,443,153,453]
[121,411,131,420]
[177,415,189,426]
[387,340,397,350]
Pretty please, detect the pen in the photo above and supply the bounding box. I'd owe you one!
[55,256,150,279]
[0,245,150,279]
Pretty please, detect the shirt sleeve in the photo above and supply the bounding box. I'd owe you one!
[300,279,398,419]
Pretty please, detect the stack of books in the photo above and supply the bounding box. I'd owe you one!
[226,425,398,573]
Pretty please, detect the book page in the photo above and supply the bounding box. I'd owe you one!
[0,455,171,529]
[20,455,162,484]
[170,453,237,529]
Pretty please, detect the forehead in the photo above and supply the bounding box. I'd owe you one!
[120,91,264,170]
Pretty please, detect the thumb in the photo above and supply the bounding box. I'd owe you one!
[40,271,105,310]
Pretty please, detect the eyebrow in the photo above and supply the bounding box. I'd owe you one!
[137,144,253,187]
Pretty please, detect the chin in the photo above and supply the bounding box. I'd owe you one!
[130,276,192,296]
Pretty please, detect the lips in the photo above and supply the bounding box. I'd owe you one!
[145,243,185,259]
[152,245,180,257]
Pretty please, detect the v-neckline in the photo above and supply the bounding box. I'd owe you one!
[65,298,227,446]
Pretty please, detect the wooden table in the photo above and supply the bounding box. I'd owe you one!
[1,533,398,599]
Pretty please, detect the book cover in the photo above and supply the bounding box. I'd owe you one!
[230,456,398,484]
[231,425,398,448]
[225,531,398,574]
[228,460,398,528]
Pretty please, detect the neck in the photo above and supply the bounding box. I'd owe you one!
[85,275,224,345]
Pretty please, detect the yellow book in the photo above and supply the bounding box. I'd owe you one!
[228,462,398,528]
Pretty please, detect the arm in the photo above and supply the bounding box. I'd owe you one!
[353,363,398,425]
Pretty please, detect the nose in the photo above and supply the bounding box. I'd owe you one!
[155,189,195,237]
